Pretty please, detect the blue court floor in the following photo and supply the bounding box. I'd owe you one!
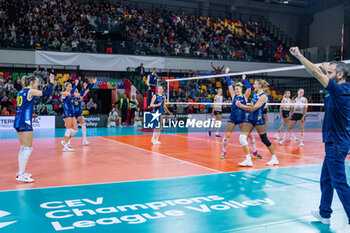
[0,125,348,233]
[0,164,348,233]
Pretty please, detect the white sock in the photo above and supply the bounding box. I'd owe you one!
[246,154,251,160]
[248,136,257,153]
[222,137,229,152]
[272,154,277,160]
[300,131,304,143]
[82,123,87,142]
[289,131,295,138]
[152,131,156,140]
[156,131,160,141]
[283,131,287,141]
[18,146,32,175]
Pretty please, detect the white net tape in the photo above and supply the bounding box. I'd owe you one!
[165,60,350,107]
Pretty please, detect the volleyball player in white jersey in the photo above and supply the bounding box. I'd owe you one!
[209,88,223,138]
[279,88,308,146]
[274,91,292,139]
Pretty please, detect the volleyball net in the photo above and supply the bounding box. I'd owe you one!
[164,60,350,111]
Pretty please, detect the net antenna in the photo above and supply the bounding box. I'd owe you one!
[165,60,350,106]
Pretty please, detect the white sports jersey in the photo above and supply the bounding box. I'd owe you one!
[282,98,291,111]
[214,95,223,111]
[293,97,307,114]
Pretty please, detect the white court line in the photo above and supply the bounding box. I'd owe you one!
[100,137,221,173]
[223,211,343,232]
[174,134,322,161]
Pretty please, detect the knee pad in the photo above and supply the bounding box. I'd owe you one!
[259,133,271,147]
[65,129,72,137]
[71,129,78,137]
[239,134,248,146]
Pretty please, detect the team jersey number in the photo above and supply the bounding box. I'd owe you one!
[17,96,23,107]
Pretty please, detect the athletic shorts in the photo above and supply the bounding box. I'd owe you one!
[15,124,33,132]
[282,110,290,119]
[247,118,265,126]
[214,111,222,116]
[62,109,74,119]
[291,113,303,121]
[74,111,83,118]
[263,108,268,114]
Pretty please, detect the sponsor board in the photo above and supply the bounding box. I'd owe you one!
[55,115,107,128]
[0,116,55,130]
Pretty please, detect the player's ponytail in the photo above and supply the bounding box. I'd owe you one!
[22,75,37,87]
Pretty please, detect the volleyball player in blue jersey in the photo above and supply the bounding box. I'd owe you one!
[72,79,97,146]
[150,86,173,145]
[61,79,79,152]
[236,79,279,167]
[14,74,54,182]
[221,68,261,159]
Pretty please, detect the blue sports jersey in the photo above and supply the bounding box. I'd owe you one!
[62,95,75,118]
[13,88,35,130]
[229,95,247,124]
[153,93,165,114]
[248,91,266,126]
[323,79,350,148]
[73,97,83,117]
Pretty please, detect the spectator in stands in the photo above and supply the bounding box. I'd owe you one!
[56,103,63,115]
[106,38,113,53]
[61,40,71,52]
[42,68,49,80]
[52,37,61,50]
[1,96,11,110]
[14,78,22,92]
[33,67,42,78]
[40,104,48,115]
[51,92,60,105]
[4,79,14,92]
[189,88,198,99]
[1,106,9,116]
[90,103,98,114]
[108,107,122,127]
[87,98,95,110]
[135,63,145,80]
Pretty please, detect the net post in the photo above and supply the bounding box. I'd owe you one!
[167,80,169,103]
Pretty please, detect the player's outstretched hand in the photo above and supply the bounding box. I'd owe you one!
[225,67,230,75]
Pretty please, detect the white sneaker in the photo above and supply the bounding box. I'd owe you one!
[61,140,71,147]
[291,135,298,141]
[274,133,280,139]
[299,142,304,147]
[238,159,253,167]
[279,140,285,145]
[16,173,34,183]
[266,158,279,166]
[337,224,350,233]
[83,141,90,146]
[63,145,75,152]
[151,139,157,145]
[155,140,161,145]
[16,171,32,178]
[311,210,330,225]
